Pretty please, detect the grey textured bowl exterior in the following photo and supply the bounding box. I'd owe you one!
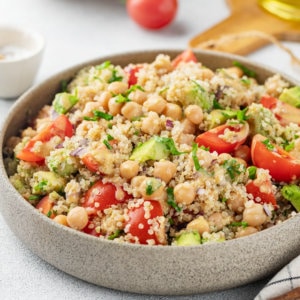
[1,50,300,295]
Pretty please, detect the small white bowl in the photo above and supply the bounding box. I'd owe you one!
[0,25,45,99]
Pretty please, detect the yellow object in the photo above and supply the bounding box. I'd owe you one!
[258,0,300,21]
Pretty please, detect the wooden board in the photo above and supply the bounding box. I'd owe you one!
[189,0,300,55]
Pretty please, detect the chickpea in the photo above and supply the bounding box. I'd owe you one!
[227,192,246,213]
[139,177,165,200]
[53,215,68,226]
[107,81,128,94]
[163,103,182,120]
[178,133,194,146]
[235,226,258,238]
[181,118,196,134]
[95,91,111,111]
[108,97,123,116]
[187,216,210,234]
[141,112,161,135]
[131,175,147,189]
[153,161,177,183]
[243,202,267,227]
[143,95,167,114]
[174,182,196,205]
[120,160,139,180]
[121,102,143,120]
[224,67,243,78]
[67,207,88,230]
[208,212,224,231]
[128,89,147,105]
[184,105,203,125]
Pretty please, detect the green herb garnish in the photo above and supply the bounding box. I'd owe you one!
[108,229,123,240]
[192,143,201,171]
[103,139,112,150]
[146,182,154,195]
[233,61,256,78]
[229,221,248,228]
[96,61,111,70]
[166,187,181,212]
[262,139,275,151]
[84,110,113,121]
[222,159,244,181]
[247,166,257,180]
[108,69,123,83]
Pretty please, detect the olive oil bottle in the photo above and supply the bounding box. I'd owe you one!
[258,0,300,21]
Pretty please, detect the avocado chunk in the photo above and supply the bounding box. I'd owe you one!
[208,109,237,129]
[281,184,300,212]
[174,231,201,246]
[279,86,300,108]
[31,171,66,195]
[53,92,78,114]
[130,136,183,163]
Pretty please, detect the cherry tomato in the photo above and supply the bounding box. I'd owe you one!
[126,0,178,30]
[171,49,198,68]
[81,154,99,173]
[83,181,129,214]
[82,219,101,237]
[126,200,164,245]
[260,96,300,126]
[17,115,74,163]
[195,123,249,154]
[246,180,277,206]
[36,195,55,219]
[124,65,142,86]
[251,134,300,182]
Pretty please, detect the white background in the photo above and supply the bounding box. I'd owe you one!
[1,0,300,299]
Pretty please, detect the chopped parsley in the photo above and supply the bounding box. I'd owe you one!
[83,110,113,121]
[103,139,112,150]
[236,107,249,122]
[222,159,244,181]
[155,136,185,156]
[282,141,295,152]
[34,180,48,192]
[146,182,154,195]
[247,166,257,180]
[96,60,111,70]
[192,143,202,171]
[115,94,130,103]
[108,229,123,240]
[229,221,248,228]
[233,61,256,78]
[212,98,224,109]
[166,187,181,212]
[262,139,275,151]
[108,69,123,83]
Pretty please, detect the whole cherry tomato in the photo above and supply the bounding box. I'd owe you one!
[126,0,178,30]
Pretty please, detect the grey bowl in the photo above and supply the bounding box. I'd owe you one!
[1,49,300,296]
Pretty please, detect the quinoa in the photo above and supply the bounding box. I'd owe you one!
[4,51,300,246]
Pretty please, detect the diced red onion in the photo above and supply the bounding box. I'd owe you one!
[166,119,174,129]
[50,108,59,120]
[263,203,272,217]
[70,147,87,157]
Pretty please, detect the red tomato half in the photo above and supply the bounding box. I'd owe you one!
[83,181,129,214]
[36,195,55,219]
[82,219,101,237]
[251,134,300,182]
[171,49,198,68]
[126,0,178,30]
[246,180,277,206]
[195,123,249,154]
[260,96,300,126]
[17,115,74,163]
[127,200,164,245]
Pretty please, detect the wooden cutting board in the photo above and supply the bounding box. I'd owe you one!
[189,0,300,55]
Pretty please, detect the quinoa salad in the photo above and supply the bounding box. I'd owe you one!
[4,50,300,246]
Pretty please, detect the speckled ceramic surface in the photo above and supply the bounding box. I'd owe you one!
[1,50,300,296]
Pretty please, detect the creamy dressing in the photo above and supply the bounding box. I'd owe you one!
[0,45,31,61]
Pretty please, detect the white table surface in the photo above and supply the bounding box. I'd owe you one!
[1,1,300,299]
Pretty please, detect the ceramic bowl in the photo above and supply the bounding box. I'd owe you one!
[0,25,45,98]
[1,50,300,296]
